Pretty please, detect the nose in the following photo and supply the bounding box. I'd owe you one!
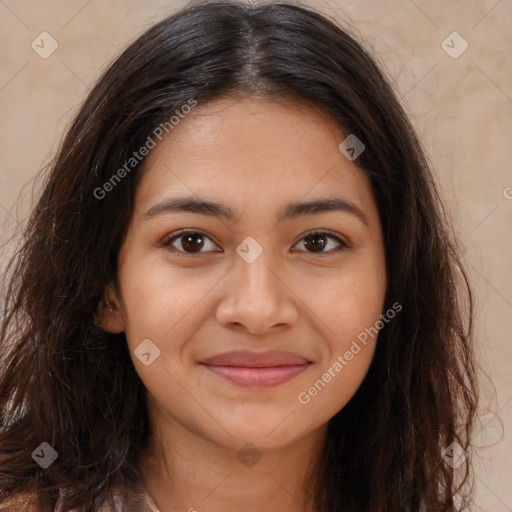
[215,249,299,335]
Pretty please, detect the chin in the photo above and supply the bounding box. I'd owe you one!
[211,413,315,451]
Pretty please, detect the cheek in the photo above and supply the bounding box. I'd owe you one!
[294,255,385,392]
[119,257,218,348]
[295,346,376,424]
[300,257,386,342]
[294,268,384,417]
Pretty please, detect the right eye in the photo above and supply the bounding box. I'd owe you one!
[161,230,222,256]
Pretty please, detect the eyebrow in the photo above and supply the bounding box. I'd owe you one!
[144,196,370,227]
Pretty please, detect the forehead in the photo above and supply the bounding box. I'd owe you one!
[135,96,378,226]
[144,95,346,168]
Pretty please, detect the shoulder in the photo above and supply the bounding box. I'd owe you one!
[0,491,38,511]
[60,494,124,512]
[1,488,152,511]
[0,491,109,512]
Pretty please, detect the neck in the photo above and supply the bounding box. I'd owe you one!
[137,407,326,512]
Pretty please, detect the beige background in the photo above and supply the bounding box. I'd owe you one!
[0,0,511,509]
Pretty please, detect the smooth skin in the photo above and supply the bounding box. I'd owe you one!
[99,96,387,512]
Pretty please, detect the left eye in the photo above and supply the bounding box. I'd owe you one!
[293,230,350,254]
[161,230,349,255]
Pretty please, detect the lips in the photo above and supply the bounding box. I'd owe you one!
[201,349,310,367]
[199,349,312,388]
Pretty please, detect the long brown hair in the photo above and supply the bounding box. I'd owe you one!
[0,1,479,510]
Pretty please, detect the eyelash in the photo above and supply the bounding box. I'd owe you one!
[161,229,350,256]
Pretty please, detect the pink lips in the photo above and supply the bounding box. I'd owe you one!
[200,350,311,388]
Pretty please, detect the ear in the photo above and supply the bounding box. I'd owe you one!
[97,283,125,333]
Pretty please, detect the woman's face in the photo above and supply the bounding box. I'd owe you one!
[101,96,387,453]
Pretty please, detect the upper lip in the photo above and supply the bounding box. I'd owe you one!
[200,349,311,368]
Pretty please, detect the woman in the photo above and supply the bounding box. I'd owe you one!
[0,1,479,510]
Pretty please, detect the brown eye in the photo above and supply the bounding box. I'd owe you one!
[162,230,220,254]
[303,233,328,252]
[179,233,205,252]
[294,231,349,255]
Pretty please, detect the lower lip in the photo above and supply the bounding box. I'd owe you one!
[201,364,310,388]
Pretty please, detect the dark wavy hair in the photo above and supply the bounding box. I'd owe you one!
[0,1,479,510]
